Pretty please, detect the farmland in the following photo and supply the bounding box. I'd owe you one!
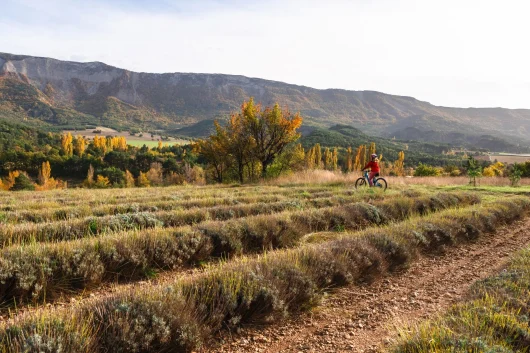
[62,126,189,147]
[0,182,529,352]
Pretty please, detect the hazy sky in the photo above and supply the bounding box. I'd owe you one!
[2,0,529,109]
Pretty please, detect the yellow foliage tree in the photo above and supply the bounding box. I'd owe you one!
[61,133,73,156]
[137,172,150,187]
[369,142,376,159]
[116,136,127,151]
[305,147,315,169]
[314,143,322,169]
[323,148,333,170]
[346,147,354,172]
[92,136,107,154]
[94,175,110,188]
[243,99,303,177]
[332,148,339,171]
[125,170,136,188]
[38,161,51,186]
[354,145,367,171]
[394,151,405,176]
[73,135,86,157]
[291,143,306,171]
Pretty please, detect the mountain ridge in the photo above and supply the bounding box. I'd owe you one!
[1,52,530,150]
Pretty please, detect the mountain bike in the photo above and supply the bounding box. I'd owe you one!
[355,171,387,191]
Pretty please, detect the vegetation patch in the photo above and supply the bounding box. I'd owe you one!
[0,196,526,352]
[391,243,530,353]
[0,192,477,303]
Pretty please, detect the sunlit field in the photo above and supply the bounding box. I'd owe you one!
[0,178,528,352]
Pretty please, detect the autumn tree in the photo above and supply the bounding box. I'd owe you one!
[332,148,339,171]
[210,111,255,183]
[314,143,322,169]
[305,146,316,169]
[94,175,110,188]
[394,151,405,176]
[146,162,164,186]
[0,171,20,191]
[346,147,354,172]
[73,135,86,157]
[61,133,73,156]
[354,145,367,171]
[125,170,136,188]
[92,136,107,154]
[137,171,150,187]
[195,133,230,183]
[290,143,306,171]
[38,161,51,186]
[243,98,303,177]
[84,164,95,187]
[369,142,376,158]
[323,148,333,170]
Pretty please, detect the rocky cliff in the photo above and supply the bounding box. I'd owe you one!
[1,52,530,145]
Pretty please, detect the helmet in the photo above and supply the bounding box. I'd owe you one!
[371,154,377,158]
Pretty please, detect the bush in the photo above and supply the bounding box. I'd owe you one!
[414,163,441,176]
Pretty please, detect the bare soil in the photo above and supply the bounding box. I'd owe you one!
[207,217,530,353]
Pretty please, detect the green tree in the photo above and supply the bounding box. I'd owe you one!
[509,163,524,187]
[10,173,35,191]
[466,156,482,187]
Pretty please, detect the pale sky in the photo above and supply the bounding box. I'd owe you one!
[2,0,530,109]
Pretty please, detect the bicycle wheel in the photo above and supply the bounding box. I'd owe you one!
[355,178,367,189]
[375,178,387,191]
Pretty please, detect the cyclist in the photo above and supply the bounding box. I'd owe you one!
[362,154,380,186]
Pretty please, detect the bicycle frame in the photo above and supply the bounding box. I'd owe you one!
[363,171,378,185]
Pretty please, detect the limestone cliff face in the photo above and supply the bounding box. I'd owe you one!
[1,52,530,143]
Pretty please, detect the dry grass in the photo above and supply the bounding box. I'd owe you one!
[269,170,530,187]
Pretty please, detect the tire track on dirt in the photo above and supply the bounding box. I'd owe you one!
[208,217,530,353]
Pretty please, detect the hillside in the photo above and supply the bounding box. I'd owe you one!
[2,52,530,150]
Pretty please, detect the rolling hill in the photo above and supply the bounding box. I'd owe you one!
[1,52,530,151]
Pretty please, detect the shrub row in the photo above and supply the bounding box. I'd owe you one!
[1,196,527,353]
[0,192,479,304]
[0,190,408,245]
[0,189,375,224]
[0,185,350,213]
[391,244,530,352]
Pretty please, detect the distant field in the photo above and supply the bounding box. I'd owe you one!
[476,153,530,164]
[63,126,189,146]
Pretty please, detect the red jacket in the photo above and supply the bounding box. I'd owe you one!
[363,161,380,173]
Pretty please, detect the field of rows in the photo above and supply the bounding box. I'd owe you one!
[0,183,529,352]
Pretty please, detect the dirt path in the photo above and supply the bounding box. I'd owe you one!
[208,217,530,353]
